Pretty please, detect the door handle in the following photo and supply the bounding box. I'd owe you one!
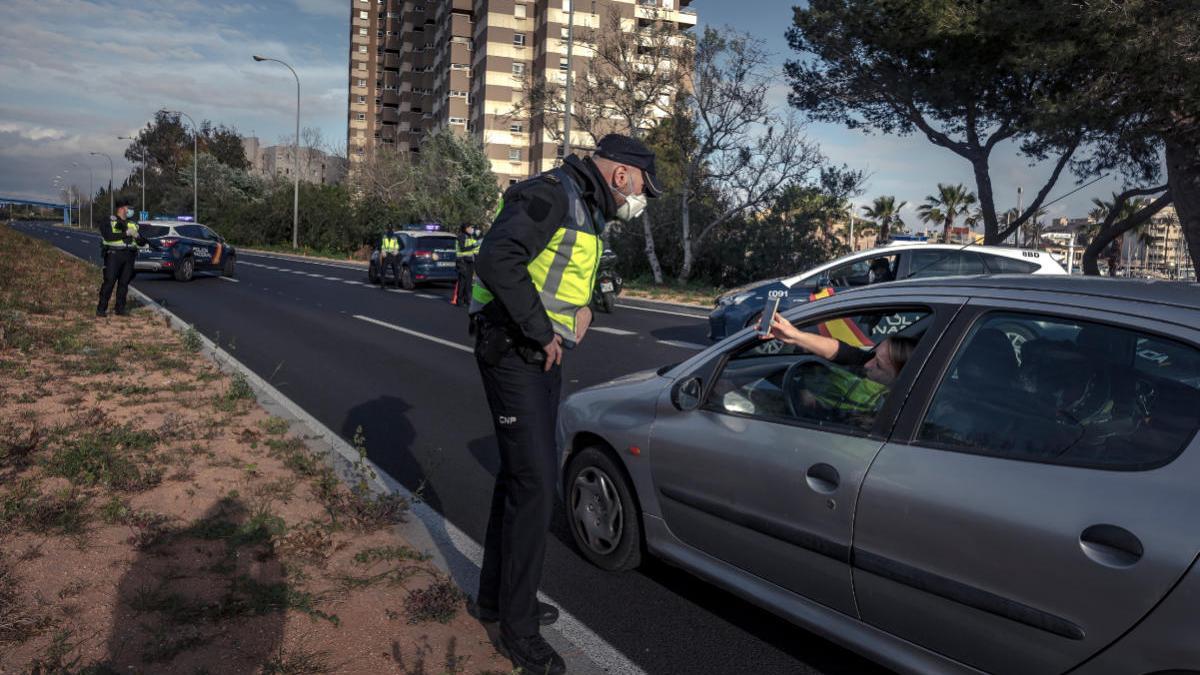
[1080,524,1143,569]
[805,463,840,494]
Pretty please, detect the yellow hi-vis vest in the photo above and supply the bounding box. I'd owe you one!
[457,235,481,258]
[381,234,400,255]
[103,217,140,248]
[470,168,601,348]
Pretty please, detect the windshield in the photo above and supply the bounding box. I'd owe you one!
[140,224,171,238]
[422,237,457,250]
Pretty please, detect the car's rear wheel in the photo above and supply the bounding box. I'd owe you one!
[222,255,236,277]
[400,265,415,290]
[174,256,194,282]
[368,261,380,284]
[565,446,642,572]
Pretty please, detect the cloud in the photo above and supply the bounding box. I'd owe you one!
[292,0,346,17]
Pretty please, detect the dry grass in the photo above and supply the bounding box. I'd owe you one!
[0,224,512,673]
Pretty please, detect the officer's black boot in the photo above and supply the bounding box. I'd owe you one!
[499,631,566,675]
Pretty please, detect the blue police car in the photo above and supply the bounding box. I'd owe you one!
[134,220,237,282]
[368,226,458,290]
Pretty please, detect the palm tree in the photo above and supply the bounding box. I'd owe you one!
[861,195,907,245]
[921,183,978,243]
[916,204,944,240]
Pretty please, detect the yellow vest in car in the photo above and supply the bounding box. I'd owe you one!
[470,168,602,348]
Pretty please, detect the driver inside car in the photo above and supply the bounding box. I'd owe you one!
[763,313,919,423]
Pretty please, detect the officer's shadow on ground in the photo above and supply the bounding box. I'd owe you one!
[105,496,287,672]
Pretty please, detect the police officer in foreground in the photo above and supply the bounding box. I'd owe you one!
[453,224,481,306]
[468,134,661,675]
[97,199,151,317]
[380,225,402,289]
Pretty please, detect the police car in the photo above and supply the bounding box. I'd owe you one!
[134,220,237,282]
[367,226,458,290]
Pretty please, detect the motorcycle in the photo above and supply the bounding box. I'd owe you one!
[593,249,622,313]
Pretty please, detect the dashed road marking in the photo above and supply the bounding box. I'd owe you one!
[591,327,637,336]
[353,315,473,354]
[656,339,708,351]
[616,303,707,319]
[218,277,239,283]
[416,293,440,299]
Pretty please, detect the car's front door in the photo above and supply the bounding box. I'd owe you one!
[648,298,956,615]
[199,226,227,270]
[853,301,1200,674]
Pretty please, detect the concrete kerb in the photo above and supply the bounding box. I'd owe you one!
[112,293,626,675]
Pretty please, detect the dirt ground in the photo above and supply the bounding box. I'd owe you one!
[0,224,514,674]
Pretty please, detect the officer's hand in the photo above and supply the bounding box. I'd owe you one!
[575,306,592,344]
[542,335,563,372]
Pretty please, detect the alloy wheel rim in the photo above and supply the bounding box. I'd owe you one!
[570,466,624,555]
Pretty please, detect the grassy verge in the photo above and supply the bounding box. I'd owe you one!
[241,241,370,264]
[620,277,723,307]
[0,224,514,674]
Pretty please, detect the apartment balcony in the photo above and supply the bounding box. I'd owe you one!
[380,126,397,142]
[382,107,400,124]
[385,52,401,70]
[385,36,403,52]
[382,90,400,106]
[635,3,698,26]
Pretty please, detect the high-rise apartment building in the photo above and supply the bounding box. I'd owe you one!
[347,0,696,186]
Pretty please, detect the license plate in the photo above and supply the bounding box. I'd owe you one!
[437,261,455,268]
[600,281,615,292]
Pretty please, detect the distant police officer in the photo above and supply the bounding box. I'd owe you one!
[453,224,481,306]
[380,226,402,289]
[97,199,149,317]
[468,134,661,675]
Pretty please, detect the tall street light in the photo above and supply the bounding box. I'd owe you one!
[160,109,199,222]
[118,135,146,216]
[72,161,93,229]
[253,55,301,249]
[90,151,114,216]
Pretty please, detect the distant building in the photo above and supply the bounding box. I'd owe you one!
[242,137,347,185]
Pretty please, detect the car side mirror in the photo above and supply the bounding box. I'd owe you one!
[671,377,703,412]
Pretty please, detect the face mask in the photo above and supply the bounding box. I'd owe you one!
[612,172,648,222]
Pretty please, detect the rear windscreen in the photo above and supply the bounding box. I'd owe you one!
[424,237,458,250]
[141,225,171,238]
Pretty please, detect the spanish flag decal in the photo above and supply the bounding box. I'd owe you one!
[212,244,223,266]
[808,287,874,348]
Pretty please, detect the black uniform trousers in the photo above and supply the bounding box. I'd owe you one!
[382,253,401,287]
[98,248,137,314]
[476,347,562,639]
[455,257,475,305]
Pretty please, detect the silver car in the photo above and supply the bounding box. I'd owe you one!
[557,275,1200,674]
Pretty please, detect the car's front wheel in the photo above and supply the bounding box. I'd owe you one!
[222,255,236,277]
[400,265,415,290]
[565,446,642,572]
[174,256,194,282]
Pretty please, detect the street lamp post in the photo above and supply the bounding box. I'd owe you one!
[253,55,301,249]
[118,135,146,215]
[90,152,114,216]
[562,1,576,160]
[72,161,93,229]
[160,109,198,222]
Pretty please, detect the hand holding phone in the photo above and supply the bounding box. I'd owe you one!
[757,295,783,337]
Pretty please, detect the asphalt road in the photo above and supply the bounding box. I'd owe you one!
[11,221,890,675]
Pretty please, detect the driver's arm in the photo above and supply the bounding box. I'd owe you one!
[766,314,840,359]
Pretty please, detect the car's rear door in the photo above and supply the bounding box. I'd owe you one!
[647,295,961,616]
[852,298,1200,674]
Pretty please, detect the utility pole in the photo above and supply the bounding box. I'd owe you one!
[160,110,198,222]
[561,0,577,161]
[90,152,114,216]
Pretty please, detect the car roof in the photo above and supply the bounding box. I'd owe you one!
[139,220,207,228]
[403,231,456,238]
[850,274,1200,312]
[780,244,1064,286]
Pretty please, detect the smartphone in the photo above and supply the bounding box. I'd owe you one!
[757,295,783,337]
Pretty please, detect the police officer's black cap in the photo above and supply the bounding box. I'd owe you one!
[594,134,663,198]
[116,198,133,210]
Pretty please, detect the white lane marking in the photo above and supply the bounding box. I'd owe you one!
[353,315,473,354]
[657,339,708,351]
[323,275,342,280]
[416,293,440,299]
[305,273,323,277]
[590,326,637,336]
[342,280,360,285]
[615,303,707,320]
[360,283,376,287]
[218,277,239,283]
[385,288,413,294]
[242,252,364,271]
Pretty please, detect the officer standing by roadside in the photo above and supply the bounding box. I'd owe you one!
[468,134,661,675]
[97,199,151,317]
[380,225,401,289]
[453,224,481,306]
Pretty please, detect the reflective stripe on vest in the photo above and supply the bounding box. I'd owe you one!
[470,168,601,347]
[103,218,139,248]
[457,236,480,257]
[382,235,400,254]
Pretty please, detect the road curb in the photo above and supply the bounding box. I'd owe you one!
[40,236,631,675]
[241,246,368,269]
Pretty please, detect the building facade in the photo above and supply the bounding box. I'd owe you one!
[242,137,347,185]
[346,0,696,186]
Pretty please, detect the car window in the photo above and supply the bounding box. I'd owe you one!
[176,225,204,239]
[918,312,1200,470]
[907,249,986,278]
[820,254,899,289]
[982,254,1040,274]
[425,236,458,251]
[140,224,171,238]
[704,307,933,434]
[200,226,219,241]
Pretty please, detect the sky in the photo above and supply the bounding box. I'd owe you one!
[0,0,1125,224]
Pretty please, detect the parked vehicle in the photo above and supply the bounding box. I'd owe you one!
[593,249,622,313]
[135,220,236,282]
[559,275,1200,674]
[708,243,1067,341]
[368,229,458,289]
